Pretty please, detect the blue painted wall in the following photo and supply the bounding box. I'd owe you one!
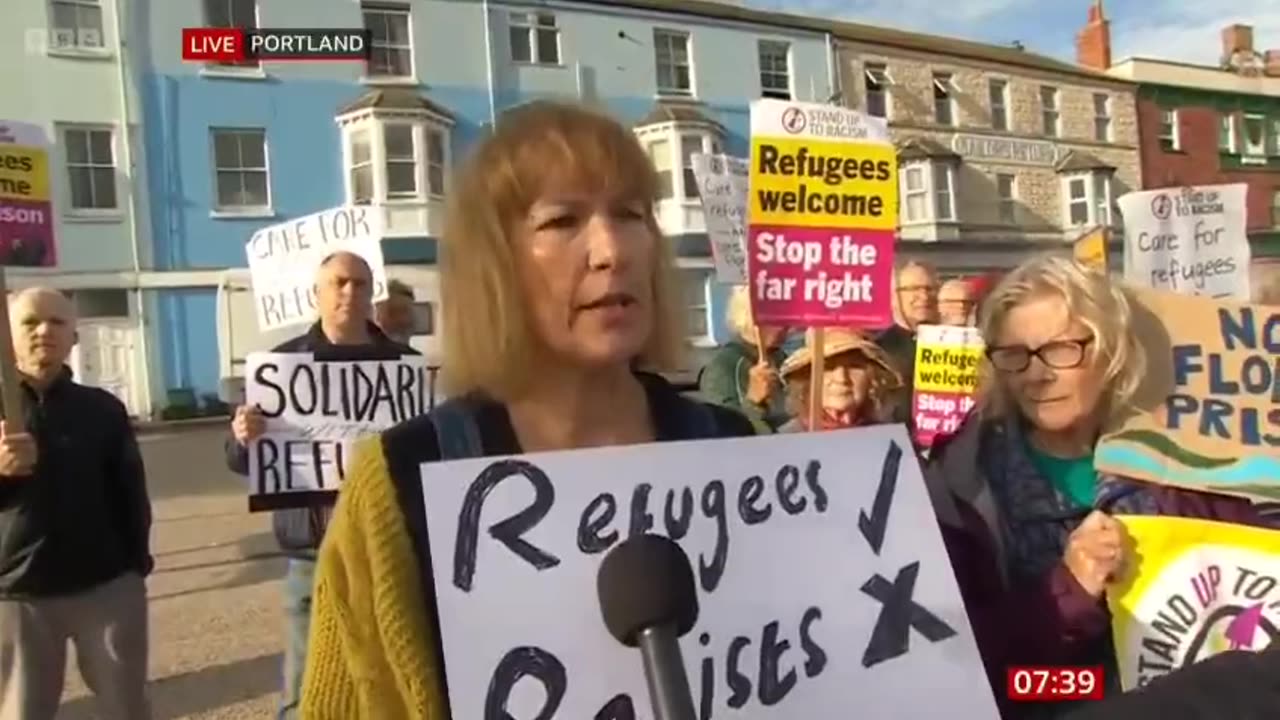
[140,0,832,400]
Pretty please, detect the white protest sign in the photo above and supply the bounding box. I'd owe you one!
[1120,184,1251,299]
[692,153,749,284]
[245,205,390,332]
[420,425,999,719]
[245,352,441,511]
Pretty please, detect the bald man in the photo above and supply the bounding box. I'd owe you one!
[937,278,976,326]
[0,288,152,719]
[224,252,419,720]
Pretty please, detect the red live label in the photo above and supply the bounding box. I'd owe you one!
[1006,665,1104,702]
[182,28,243,62]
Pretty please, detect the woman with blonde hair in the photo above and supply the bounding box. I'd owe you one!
[776,328,900,432]
[922,255,1266,719]
[698,285,789,431]
[300,101,756,718]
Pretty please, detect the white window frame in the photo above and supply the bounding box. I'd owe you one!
[362,3,414,82]
[203,0,260,72]
[653,29,694,97]
[47,0,106,53]
[336,110,453,206]
[1241,113,1267,162]
[1060,171,1113,229]
[209,127,272,216]
[59,123,120,218]
[1158,109,1180,151]
[1041,86,1060,137]
[509,10,560,66]
[898,160,956,224]
[681,269,714,346]
[635,124,722,203]
[988,78,1008,131]
[1272,190,1280,228]
[996,173,1017,224]
[932,72,957,127]
[1219,113,1238,153]
[863,62,893,119]
[1093,93,1112,142]
[1271,119,1280,157]
[758,40,792,100]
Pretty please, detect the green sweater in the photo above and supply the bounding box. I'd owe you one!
[697,340,789,431]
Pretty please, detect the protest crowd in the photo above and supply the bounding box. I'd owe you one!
[0,98,1277,720]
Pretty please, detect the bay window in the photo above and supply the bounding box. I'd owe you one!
[636,124,722,203]
[1060,171,1114,229]
[898,160,957,225]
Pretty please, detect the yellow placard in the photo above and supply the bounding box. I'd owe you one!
[0,144,49,202]
[1107,515,1279,691]
[913,342,982,394]
[747,137,897,231]
[1073,227,1108,273]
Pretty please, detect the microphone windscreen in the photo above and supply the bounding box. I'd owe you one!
[596,533,699,648]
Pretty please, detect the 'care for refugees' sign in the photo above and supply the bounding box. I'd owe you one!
[245,352,441,511]
[420,426,999,719]
[245,205,389,331]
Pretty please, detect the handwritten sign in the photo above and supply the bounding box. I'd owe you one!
[1120,184,1251,300]
[0,120,56,266]
[420,426,999,719]
[1108,515,1279,691]
[911,325,982,447]
[245,352,440,510]
[245,205,389,331]
[692,153,749,284]
[747,100,897,327]
[1094,288,1280,502]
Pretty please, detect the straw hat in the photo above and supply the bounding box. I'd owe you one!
[780,328,898,379]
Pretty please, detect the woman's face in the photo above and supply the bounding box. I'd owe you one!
[821,353,871,414]
[990,294,1105,434]
[515,188,656,369]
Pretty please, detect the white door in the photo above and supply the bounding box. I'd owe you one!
[74,321,143,417]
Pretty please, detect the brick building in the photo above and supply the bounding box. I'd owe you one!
[832,18,1140,272]
[1078,7,1280,290]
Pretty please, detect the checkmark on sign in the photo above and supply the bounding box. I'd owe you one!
[858,439,902,556]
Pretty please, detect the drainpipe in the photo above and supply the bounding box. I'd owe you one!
[481,0,497,124]
[112,0,155,418]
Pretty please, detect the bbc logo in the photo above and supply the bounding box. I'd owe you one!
[24,27,105,54]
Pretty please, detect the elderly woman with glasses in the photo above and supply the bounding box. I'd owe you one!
[922,255,1267,719]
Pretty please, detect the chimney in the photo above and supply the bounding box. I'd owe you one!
[1266,50,1280,77]
[1222,24,1254,62]
[1076,0,1112,70]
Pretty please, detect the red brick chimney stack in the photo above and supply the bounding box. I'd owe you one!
[1076,0,1112,71]
[1221,24,1254,61]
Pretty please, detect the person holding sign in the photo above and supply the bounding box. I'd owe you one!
[922,256,1267,718]
[223,251,418,720]
[875,260,940,423]
[0,288,152,720]
[698,286,790,432]
[776,328,900,432]
[300,101,757,718]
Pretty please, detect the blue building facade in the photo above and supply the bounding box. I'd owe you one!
[138,0,836,412]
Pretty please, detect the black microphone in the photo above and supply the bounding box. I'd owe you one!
[596,533,700,720]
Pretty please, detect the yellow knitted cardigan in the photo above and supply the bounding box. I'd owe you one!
[300,436,447,719]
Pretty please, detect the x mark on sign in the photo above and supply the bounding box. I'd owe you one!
[860,561,958,668]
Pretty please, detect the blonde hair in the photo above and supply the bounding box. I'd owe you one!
[724,285,756,342]
[440,101,686,401]
[975,254,1144,423]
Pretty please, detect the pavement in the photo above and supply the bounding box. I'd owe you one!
[58,425,286,719]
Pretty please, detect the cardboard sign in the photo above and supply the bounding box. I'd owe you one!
[1073,227,1108,274]
[0,120,56,267]
[245,205,389,331]
[419,426,999,719]
[1108,515,1279,691]
[691,153,749,284]
[1120,184,1251,300]
[1094,288,1280,502]
[746,100,897,327]
[245,352,441,511]
[911,325,982,446]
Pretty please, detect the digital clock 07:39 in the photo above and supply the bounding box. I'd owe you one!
[1006,665,1104,702]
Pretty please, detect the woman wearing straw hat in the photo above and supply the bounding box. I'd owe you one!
[778,328,902,433]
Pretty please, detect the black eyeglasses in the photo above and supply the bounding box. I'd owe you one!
[986,337,1094,373]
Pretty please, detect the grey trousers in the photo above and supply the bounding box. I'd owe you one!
[0,573,150,720]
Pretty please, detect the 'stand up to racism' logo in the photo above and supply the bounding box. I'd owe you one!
[1150,193,1173,220]
[1124,547,1279,688]
[781,106,807,134]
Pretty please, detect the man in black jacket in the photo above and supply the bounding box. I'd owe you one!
[0,287,152,719]
[225,252,417,720]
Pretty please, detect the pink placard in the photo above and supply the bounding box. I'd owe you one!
[912,390,976,447]
[746,225,894,328]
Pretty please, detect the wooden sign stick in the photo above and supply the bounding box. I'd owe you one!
[807,326,825,431]
[0,269,25,429]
